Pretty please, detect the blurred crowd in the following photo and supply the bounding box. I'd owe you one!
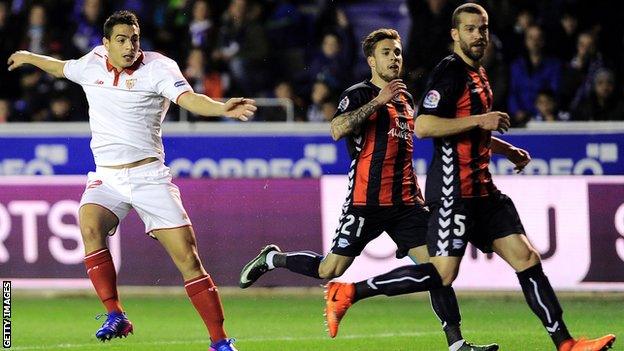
[0,0,623,125]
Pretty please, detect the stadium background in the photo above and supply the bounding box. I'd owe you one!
[1,0,623,350]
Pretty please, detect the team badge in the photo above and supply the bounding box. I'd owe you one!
[423,90,441,109]
[338,96,349,112]
[125,78,137,90]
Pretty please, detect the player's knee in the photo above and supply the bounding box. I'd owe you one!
[439,270,457,287]
[524,248,541,267]
[80,223,107,244]
[431,262,458,287]
[173,251,202,274]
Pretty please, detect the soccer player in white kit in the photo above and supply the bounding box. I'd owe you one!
[7,11,255,351]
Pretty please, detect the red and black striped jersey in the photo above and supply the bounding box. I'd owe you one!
[334,80,424,206]
[417,54,497,203]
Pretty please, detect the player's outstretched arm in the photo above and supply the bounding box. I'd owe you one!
[491,136,531,173]
[415,111,510,138]
[7,51,66,78]
[177,92,257,121]
[330,79,406,140]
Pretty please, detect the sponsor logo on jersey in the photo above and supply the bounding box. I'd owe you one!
[423,90,441,109]
[86,180,103,189]
[387,116,414,140]
[338,96,349,112]
[174,80,186,88]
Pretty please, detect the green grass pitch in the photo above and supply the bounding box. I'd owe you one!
[11,290,622,350]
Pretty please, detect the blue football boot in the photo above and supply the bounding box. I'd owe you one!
[209,338,238,351]
[95,311,134,341]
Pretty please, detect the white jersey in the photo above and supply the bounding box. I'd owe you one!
[63,45,192,166]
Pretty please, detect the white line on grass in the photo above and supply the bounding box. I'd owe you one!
[11,331,440,350]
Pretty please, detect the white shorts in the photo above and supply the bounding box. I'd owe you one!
[79,160,192,236]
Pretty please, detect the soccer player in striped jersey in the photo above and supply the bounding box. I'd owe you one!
[322,4,616,351]
[239,28,496,351]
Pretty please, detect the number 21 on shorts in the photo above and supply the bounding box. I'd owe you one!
[341,215,365,237]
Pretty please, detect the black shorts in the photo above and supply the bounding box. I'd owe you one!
[427,192,525,257]
[330,204,429,258]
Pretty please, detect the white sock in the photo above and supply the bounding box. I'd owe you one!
[266,251,277,270]
[449,339,465,351]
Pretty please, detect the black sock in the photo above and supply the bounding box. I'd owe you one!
[517,263,572,347]
[353,263,443,302]
[273,251,322,279]
[430,286,463,346]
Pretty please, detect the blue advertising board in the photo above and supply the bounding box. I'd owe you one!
[1,132,622,176]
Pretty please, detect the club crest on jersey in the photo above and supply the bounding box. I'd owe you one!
[125,78,137,90]
[338,96,349,112]
[423,90,441,109]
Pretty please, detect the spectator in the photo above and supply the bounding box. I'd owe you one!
[13,67,50,122]
[481,33,508,111]
[72,0,105,55]
[308,32,351,91]
[307,80,332,122]
[187,0,216,51]
[212,0,270,96]
[0,99,11,123]
[533,89,570,122]
[0,1,18,99]
[320,99,337,123]
[551,8,579,62]
[265,0,308,81]
[561,32,607,110]
[46,93,75,122]
[508,25,562,127]
[499,7,535,62]
[572,69,624,121]
[405,0,454,95]
[183,48,226,122]
[259,81,305,122]
[18,4,62,55]
[185,48,225,99]
[312,3,356,80]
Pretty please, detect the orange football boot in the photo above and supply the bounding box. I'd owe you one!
[324,282,355,338]
[558,334,616,351]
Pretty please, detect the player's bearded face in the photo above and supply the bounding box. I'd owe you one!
[104,24,141,68]
[373,39,403,82]
[457,14,489,61]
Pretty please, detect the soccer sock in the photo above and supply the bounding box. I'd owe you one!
[84,248,123,313]
[353,263,443,302]
[185,275,227,343]
[272,251,323,279]
[430,286,463,347]
[516,263,572,347]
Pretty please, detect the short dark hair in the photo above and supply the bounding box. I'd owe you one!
[452,3,487,28]
[362,28,401,58]
[103,11,139,39]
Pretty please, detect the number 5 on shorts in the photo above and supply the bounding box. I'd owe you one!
[453,214,466,236]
